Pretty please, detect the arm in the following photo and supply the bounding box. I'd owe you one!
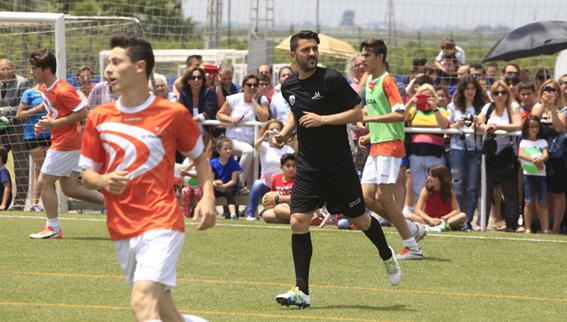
[274,112,296,144]
[252,95,270,122]
[0,182,10,210]
[299,105,362,128]
[551,108,566,133]
[494,106,521,132]
[434,108,450,128]
[517,147,532,162]
[39,107,88,130]
[215,100,239,124]
[223,170,239,190]
[254,132,269,151]
[364,109,404,123]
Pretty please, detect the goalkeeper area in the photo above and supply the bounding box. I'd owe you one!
[1,212,566,321]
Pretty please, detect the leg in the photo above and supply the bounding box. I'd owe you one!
[131,280,170,321]
[446,212,467,230]
[465,150,481,228]
[551,192,565,234]
[394,165,407,213]
[409,155,426,205]
[290,211,313,295]
[535,181,549,233]
[501,170,519,231]
[37,173,59,220]
[449,149,466,219]
[231,139,254,190]
[273,203,292,223]
[29,146,47,206]
[158,290,184,322]
[59,172,104,204]
[246,179,270,218]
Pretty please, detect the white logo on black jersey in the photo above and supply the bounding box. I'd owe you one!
[312,91,323,100]
[289,95,296,106]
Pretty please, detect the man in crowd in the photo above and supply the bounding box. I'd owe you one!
[76,65,94,100]
[257,63,275,102]
[27,49,103,239]
[0,58,30,210]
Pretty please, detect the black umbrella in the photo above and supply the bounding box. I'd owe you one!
[483,21,567,62]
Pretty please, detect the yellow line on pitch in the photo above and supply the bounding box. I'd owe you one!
[11,271,567,304]
[0,301,391,322]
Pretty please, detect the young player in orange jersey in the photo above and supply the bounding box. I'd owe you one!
[28,49,103,239]
[80,35,216,322]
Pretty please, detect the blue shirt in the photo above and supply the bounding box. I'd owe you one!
[20,88,51,141]
[0,167,12,207]
[210,157,241,184]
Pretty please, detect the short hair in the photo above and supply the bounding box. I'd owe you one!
[469,63,485,74]
[186,54,202,66]
[414,75,433,87]
[29,49,56,74]
[360,38,388,61]
[487,62,499,69]
[518,80,536,93]
[278,66,293,78]
[257,64,273,75]
[216,137,233,151]
[412,57,427,71]
[0,146,7,164]
[441,36,456,49]
[280,153,296,166]
[241,74,259,87]
[109,35,154,78]
[290,30,320,52]
[220,64,234,75]
[502,63,520,75]
[258,74,271,84]
[76,65,93,77]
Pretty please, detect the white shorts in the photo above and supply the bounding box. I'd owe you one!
[114,229,185,289]
[361,155,402,185]
[41,149,81,177]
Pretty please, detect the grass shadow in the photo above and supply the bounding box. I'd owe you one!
[310,304,411,312]
[423,256,452,262]
[63,237,111,241]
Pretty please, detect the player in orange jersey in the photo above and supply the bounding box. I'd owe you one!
[27,50,103,239]
[80,35,216,322]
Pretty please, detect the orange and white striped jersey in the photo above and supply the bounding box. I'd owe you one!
[80,95,204,240]
[40,79,86,151]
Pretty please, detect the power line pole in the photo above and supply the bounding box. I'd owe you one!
[386,0,396,46]
[205,0,222,49]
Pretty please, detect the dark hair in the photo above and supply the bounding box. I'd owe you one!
[469,63,485,74]
[518,80,536,93]
[186,54,202,66]
[412,57,427,71]
[109,35,154,78]
[76,65,93,77]
[427,165,453,203]
[257,64,273,75]
[536,68,551,82]
[360,38,388,62]
[29,49,56,74]
[258,74,271,84]
[290,30,320,52]
[181,66,205,88]
[487,62,499,69]
[241,74,259,87]
[414,75,434,87]
[280,153,296,166]
[522,115,543,139]
[278,66,293,78]
[216,137,232,151]
[502,63,520,75]
[453,76,486,113]
[0,146,7,164]
[434,85,449,98]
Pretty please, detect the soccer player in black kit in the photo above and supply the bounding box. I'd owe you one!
[273,30,401,309]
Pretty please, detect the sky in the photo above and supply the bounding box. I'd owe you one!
[182,0,567,31]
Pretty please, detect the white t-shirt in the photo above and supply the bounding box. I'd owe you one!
[519,139,548,176]
[436,46,466,65]
[481,103,518,155]
[447,102,481,150]
[269,92,291,124]
[259,141,295,176]
[225,92,268,145]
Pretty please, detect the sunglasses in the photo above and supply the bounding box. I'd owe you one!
[189,76,203,81]
[245,83,258,88]
[493,90,508,96]
[543,86,557,93]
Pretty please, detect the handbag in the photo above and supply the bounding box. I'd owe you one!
[547,131,566,159]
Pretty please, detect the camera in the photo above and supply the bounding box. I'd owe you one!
[461,114,474,127]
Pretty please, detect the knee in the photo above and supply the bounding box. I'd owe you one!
[290,214,310,233]
[351,214,370,231]
[130,289,157,319]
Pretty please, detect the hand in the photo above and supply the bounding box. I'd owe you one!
[533,158,544,170]
[38,115,57,130]
[231,115,244,125]
[272,132,286,145]
[101,170,130,195]
[453,119,465,128]
[262,192,277,207]
[355,121,367,130]
[430,218,442,226]
[358,134,370,149]
[192,195,217,230]
[485,123,497,134]
[299,111,325,128]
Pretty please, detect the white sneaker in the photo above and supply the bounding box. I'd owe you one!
[396,247,424,260]
[245,216,257,221]
[28,226,62,239]
[383,246,401,286]
[230,213,238,220]
[413,223,427,242]
[182,314,208,322]
[275,287,311,308]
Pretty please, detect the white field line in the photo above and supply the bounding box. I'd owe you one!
[2,214,567,244]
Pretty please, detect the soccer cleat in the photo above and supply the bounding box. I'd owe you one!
[396,247,423,260]
[275,287,311,309]
[412,223,427,242]
[28,226,62,239]
[383,246,402,286]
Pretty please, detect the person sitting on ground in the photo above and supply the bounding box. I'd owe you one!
[262,153,296,224]
[0,147,12,210]
[405,165,466,232]
[211,137,241,219]
[245,120,296,220]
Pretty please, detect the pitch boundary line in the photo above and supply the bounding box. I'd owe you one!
[2,214,567,244]
[10,271,567,304]
[0,301,392,322]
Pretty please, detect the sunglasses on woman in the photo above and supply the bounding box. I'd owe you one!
[543,86,557,93]
[493,90,508,96]
[190,76,203,81]
[245,82,258,88]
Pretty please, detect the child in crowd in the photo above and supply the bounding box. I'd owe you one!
[405,165,466,232]
[175,160,203,218]
[211,137,241,219]
[246,120,295,220]
[0,147,12,210]
[261,153,296,224]
[518,115,549,233]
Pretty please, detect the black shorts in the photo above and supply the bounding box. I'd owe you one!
[547,158,567,193]
[25,139,51,150]
[290,167,366,218]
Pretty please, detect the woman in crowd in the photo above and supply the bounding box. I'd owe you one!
[178,66,218,160]
[347,53,367,94]
[152,73,176,101]
[447,76,487,231]
[477,80,522,231]
[531,79,567,234]
[15,84,51,212]
[270,66,293,123]
[217,74,270,191]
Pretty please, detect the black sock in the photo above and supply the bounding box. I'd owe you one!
[292,232,312,295]
[363,216,393,260]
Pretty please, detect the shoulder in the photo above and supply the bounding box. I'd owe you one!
[480,102,492,115]
[322,68,346,82]
[538,139,548,146]
[281,73,298,92]
[227,92,242,103]
[519,139,528,147]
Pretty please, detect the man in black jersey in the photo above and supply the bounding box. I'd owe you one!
[273,30,401,309]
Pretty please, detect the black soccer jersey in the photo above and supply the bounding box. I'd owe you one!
[281,67,361,172]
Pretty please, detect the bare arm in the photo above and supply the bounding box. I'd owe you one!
[252,96,270,122]
[223,171,239,190]
[0,182,10,210]
[39,107,88,130]
[434,109,450,128]
[187,152,216,230]
[216,100,239,124]
[364,109,405,123]
[299,105,363,128]
[274,112,297,144]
